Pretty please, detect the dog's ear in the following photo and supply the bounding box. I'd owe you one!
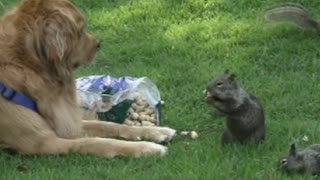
[21,0,85,78]
[40,12,78,78]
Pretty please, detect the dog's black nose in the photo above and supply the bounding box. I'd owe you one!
[97,42,101,49]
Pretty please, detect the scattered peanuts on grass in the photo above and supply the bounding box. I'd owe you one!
[180,130,199,139]
[190,131,199,139]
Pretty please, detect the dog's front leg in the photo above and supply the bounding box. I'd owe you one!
[82,120,176,143]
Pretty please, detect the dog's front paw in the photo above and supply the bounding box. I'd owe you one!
[144,127,176,144]
[133,142,168,158]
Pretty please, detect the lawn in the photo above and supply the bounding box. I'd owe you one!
[1,0,320,179]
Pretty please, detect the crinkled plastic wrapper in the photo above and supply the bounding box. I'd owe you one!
[76,75,162,126]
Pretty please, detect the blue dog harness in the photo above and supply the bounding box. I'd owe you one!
[0,83,38,112]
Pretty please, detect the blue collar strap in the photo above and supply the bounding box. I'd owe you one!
[0,83,38,112]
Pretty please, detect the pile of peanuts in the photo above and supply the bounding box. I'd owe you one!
[124,96,158,126]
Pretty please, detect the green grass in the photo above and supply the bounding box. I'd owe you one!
[1,0,320,179]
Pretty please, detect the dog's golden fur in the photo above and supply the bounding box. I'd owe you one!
[0,0,176,158]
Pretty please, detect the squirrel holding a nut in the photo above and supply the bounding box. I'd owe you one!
[264,3,320,30]
[205,70,266,145]
[279,143,320,175]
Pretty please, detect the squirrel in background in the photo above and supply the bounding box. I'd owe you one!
[279,143,320,175]
[264,3,320,30]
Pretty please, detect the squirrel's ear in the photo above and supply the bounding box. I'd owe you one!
[228,73,236,82]
[289,143,297,157]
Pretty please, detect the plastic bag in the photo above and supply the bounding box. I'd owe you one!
[76,75,162,126]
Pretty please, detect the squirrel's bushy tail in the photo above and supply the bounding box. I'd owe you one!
[264,3,319,30]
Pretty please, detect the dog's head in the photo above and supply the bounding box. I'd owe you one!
[12,0,100,78]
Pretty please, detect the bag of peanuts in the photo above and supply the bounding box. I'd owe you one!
[76,75,162,126]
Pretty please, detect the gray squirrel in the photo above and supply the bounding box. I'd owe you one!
[264,3,320,30]
[204,70,266,145]
[279,143,320,175]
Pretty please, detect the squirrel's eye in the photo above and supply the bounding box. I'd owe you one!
[216,82,223,87]
[280,159,287,165]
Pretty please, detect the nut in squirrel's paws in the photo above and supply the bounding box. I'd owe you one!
[203,89,207,95]
[203,89,215,102]
[203,89,211,97]
[302,135,309,142]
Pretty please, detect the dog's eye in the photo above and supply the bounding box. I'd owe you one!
[73,63,80,69]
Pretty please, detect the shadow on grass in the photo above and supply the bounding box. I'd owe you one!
[76,0,320,65]
[71,0,134,12]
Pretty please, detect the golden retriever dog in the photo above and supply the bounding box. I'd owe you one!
[0,0,176,158]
